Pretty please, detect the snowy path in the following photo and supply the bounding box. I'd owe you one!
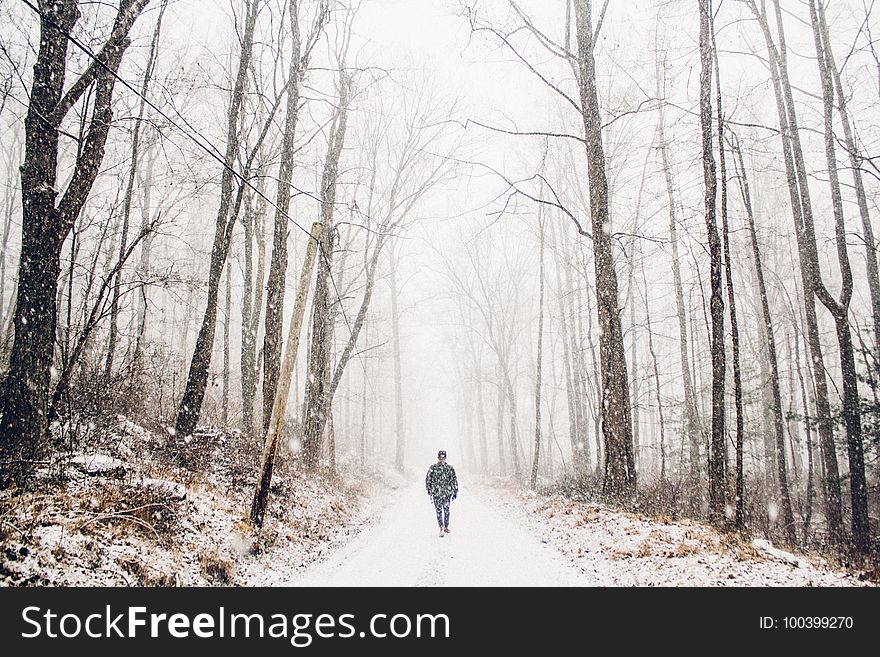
[285,481,866,587]
[288,482,591,587]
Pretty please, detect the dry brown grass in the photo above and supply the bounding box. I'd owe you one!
[74,481,181,546]
[672,542,700,558]
[635,541,654,558]
[716,533,766,562]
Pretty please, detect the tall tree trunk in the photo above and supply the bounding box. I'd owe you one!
[251,221,322,526]
[174,0,260,440]
[627,135,655,477]
[641,263,666,485]
[240,191,257,436]
[711,6,742,522]
[698,0,727,523]
[302,229,333,470]
[628,267,640,474]
[240,177,268,438]
[476,371,489,476]
[222,264,232,426]
[495,373,507,476]
[131,150,157,371]
[807,0,870,554]
[560,228,588,471]
[359,317,369,468]
[302,72,350,469]
[105,0,167,380]
[390,249,406,471]
[554,246,581,471]
[733,140,796,545]
[578,258,599,473]
[0,0,151,486]
[657,62,700,496]
[574,0,635,497]
[792,310,815,541]
[0,142,19,341]
[785,328,803,521]
[531,211,546,491]
[815,1,880,358]
[502,363,523,479]
[747,0,843,542]
[262,0,307,434]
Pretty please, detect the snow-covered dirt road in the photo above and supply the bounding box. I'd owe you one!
[288,482,591,586]
[288,481,867,587]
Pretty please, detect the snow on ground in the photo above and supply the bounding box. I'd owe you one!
[1,428,870,587]
[289,482,591,586]
[491,490,870,587]
[287,482,869,587]
[0,418,379,587]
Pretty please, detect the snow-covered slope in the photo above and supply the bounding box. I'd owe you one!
[0,420,374,587]
[492,490,869,587]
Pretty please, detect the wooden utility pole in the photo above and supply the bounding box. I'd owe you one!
[250,222,324,527]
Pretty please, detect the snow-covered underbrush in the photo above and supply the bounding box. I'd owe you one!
[491,490,875,586]
[0,418,378,586]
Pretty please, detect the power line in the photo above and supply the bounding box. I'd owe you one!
[18,0,382,415]
[18,0,320,239]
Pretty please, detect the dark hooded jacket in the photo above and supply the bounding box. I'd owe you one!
[426,462,458,499]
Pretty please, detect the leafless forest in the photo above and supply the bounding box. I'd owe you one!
[0,0,879,570]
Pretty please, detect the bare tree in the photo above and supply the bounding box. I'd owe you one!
[530,205,547,490]
[261,0,329,435]
[240,172,268,437]
[0,0,151,486]
[573,0,635,496]
[807,0,870,554]
[105,0,168,380]
[174,0,262,440]
[711,3,744,528]
[320,78,458,470]
[742,0,844,543]
[698,0,727,523]
[656,57,701,498]
[732,136,795,544]
[302,67,352,469]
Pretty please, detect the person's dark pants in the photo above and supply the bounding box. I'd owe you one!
[432,496,451,529]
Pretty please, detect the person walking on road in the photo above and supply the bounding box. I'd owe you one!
[426,450,458,537]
